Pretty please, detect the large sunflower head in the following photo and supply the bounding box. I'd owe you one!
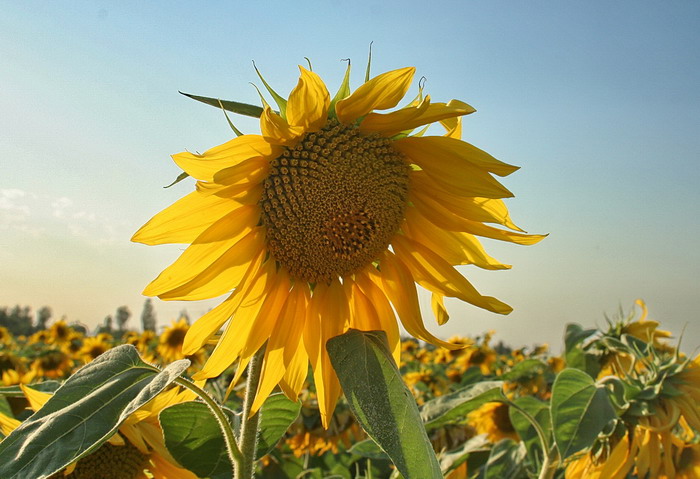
[133,59,544,426]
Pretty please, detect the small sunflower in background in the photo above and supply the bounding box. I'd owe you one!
[31,349,73,379]
[78,336,113,363]
[48,319,73,344]
[134,57,543,426]
[156,316,201,364]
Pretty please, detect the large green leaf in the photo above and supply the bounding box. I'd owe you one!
[550,368,617,460]
[160,392,300,478]
[509,396,551,473]
[420,380,504,431]
[327,329,442,479]
[159,401,235,479]
[179,91,264,118]
[0,345,189,479]
[256,392,302,459]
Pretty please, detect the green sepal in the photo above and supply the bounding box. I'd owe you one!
[329,59,352,120]
[179,91,264,118]
[164,171,190,188]
[253,61,287,119]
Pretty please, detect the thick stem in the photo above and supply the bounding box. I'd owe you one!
[173,376,243,471]
[235,344,267,479]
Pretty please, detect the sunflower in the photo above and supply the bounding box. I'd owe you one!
[467,401,518,443]
[78,337,113,363]
[133,60,543,426]
[48,319,73,344]
[157,316,196,363]
[0,384,198,478]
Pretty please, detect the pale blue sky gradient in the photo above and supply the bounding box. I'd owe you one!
[1,1,698,350]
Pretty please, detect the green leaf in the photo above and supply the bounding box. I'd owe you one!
[0,345,189,479]
[500,359,546,382]
[564,323,597,352]
[0,380,62,397]
[420,380,504,431]
[509,396,550,472]
[256,392,302,459]
[0,394,13,417]
[327,329,442,479]
[483,438,527,479]
[550,368,617,460]
[179,91,265,118]
[159,401,234,479]
[350,439,390,460]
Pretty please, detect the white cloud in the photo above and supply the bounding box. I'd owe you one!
[1,190,129,243]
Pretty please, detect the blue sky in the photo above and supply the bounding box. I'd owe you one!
[1,1,698,350]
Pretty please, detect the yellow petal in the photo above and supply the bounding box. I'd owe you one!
[315,279,347,427]
[431,293,450,326]
[260,106,304,146]
[172,135,278,182]
[192,261,276,379]
[398,144,514,199]
[410,191,546,245]
[286,66,330,131]
[335,67,415,124]
[392,234,512,315]
[132,190,241,245]
[360,98,475,136]
[403,206,511,270]
[212,156,269,185]
[412,171,524,231]
[251,285,307,413]
[142,205,260,295]
[377,251,461,350]
[0,411,21,436]
[279,343,309,401]
[151,228,265,300]
[354,270,401,364]
[20,384,52,411]
[395,135,519,177]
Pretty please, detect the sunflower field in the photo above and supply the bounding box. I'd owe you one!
[1,300,699,478]
[1,57,699,479]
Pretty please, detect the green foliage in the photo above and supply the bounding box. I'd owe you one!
[0,345,189,479]
[256,393,302,459]
[160,401,235,479]
[327,329,443,479]
[550,368,616,460]
[421,381,505,431]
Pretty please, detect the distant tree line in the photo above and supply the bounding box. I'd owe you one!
[0,299,167,337]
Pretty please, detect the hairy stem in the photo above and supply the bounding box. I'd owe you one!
[235,344,267,479]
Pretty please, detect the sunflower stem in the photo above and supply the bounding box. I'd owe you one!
[236,344,266,479]
[173,376,244,473]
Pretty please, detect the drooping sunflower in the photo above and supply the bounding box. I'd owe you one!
[133,60,544,426]
[467,401,519,443]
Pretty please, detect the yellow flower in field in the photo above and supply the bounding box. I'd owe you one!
[157,316,193,363]
[0,326,13,346]
[0,385,198,479]
[467,401,518,443]
[31,349,73,379]
[134,60,543,426]
[565,431,638,479]
[79,336,113,363]
[29,329,51,344]
[48,319,73,344]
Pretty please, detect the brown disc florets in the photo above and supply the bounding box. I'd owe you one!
[58,441,149,479]
[260,120,410,284]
